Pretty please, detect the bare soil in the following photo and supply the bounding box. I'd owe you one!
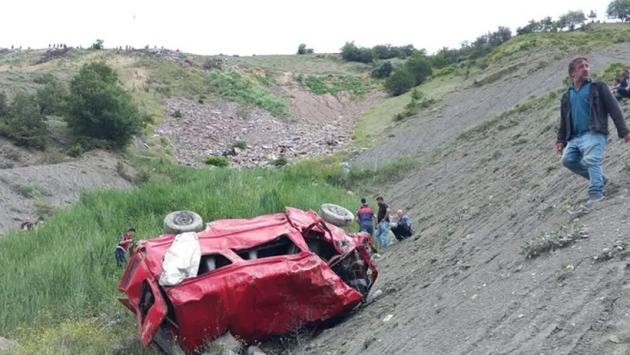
[0,144,133,233]
[288,44,630,355]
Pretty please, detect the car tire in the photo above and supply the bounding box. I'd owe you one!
[163,210,205,235]
[319,203,354,227]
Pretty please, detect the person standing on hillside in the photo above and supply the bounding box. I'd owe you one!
[374,196,390,248]
[556,56,630,205]
[356,198,376,236]
[115,228,135,267]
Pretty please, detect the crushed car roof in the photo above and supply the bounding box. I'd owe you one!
[138,207,356,278]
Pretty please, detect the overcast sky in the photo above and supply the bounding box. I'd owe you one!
[0,0,617,56]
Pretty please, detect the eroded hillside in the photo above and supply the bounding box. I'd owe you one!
[2,21,630,355]
[293,28,630,355]
[0,47,381,232]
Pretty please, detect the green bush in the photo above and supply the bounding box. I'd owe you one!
[0,91,48,149]
[35,74,68,116]
[405,53,433,85]
[297,44,314,54]
[384,69,416,96]
[371,61,394,79]
[205,155,229,167]
[65,62,149,150]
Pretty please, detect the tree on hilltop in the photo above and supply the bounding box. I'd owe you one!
[297,44,314,55]
[607,0,630,21]
[558,10,587,30]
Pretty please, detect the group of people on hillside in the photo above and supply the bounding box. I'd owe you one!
[355,196,414,250]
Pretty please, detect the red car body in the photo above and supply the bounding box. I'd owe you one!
[117,207,378,354]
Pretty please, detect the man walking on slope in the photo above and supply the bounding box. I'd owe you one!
[556,56,630,205]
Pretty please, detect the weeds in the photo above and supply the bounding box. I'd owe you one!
[205,155,229,167]
[392,88,436,121]
[521,222,587,259]
[208,70,290,117]
[12,182,50,198]
[304,75,371,99]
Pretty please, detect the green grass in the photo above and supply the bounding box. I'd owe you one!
[213,53,369,76]
[0,156,416,354]
[207,69,290,117]
[489,23,630,65]
[351,72,463,147]
[304,75,372,98]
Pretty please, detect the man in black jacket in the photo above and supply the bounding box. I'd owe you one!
[556,56,630,205]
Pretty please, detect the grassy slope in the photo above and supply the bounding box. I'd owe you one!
[0,158,385,354]
[0,48,374,159]
[352,23,630,149]
[1,23,629,354]
[0,48,378,354]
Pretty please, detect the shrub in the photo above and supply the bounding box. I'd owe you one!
[384,69,415,96]
[371,61,394,79]
[205,156,229,167]
[405,53,433,86]
[340,42,374,64]
[35,74,68,116]
[297,44,314,55]
[64,62,149,150]
[0,91,48,149]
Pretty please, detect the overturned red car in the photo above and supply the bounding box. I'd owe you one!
[117,205,379,354]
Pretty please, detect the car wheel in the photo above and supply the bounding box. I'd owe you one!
[163,210,205,235]
[319,203,354,227]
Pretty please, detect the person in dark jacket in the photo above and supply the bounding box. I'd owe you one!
[556,56,630,205]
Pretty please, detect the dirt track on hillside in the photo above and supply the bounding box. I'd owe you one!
[287,44,630,355]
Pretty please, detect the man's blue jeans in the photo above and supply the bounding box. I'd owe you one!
[359,222,374,236]
[375,221,389,248]
[561,131,607,198]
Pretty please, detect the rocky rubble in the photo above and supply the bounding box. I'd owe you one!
[33,47,70,65]
[132,47,194,66]
[156,98,362,168]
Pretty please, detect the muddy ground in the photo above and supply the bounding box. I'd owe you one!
[289,44,630,355]
[0,144,133,233]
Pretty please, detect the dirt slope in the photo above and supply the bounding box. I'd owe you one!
[0,146,133,233]
[293,44,630,355]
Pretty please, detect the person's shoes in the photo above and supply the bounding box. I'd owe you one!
[586,195,605,205]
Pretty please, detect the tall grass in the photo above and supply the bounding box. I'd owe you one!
[0,156,417,353]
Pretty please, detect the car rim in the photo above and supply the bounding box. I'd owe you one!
[173,212,194,226]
